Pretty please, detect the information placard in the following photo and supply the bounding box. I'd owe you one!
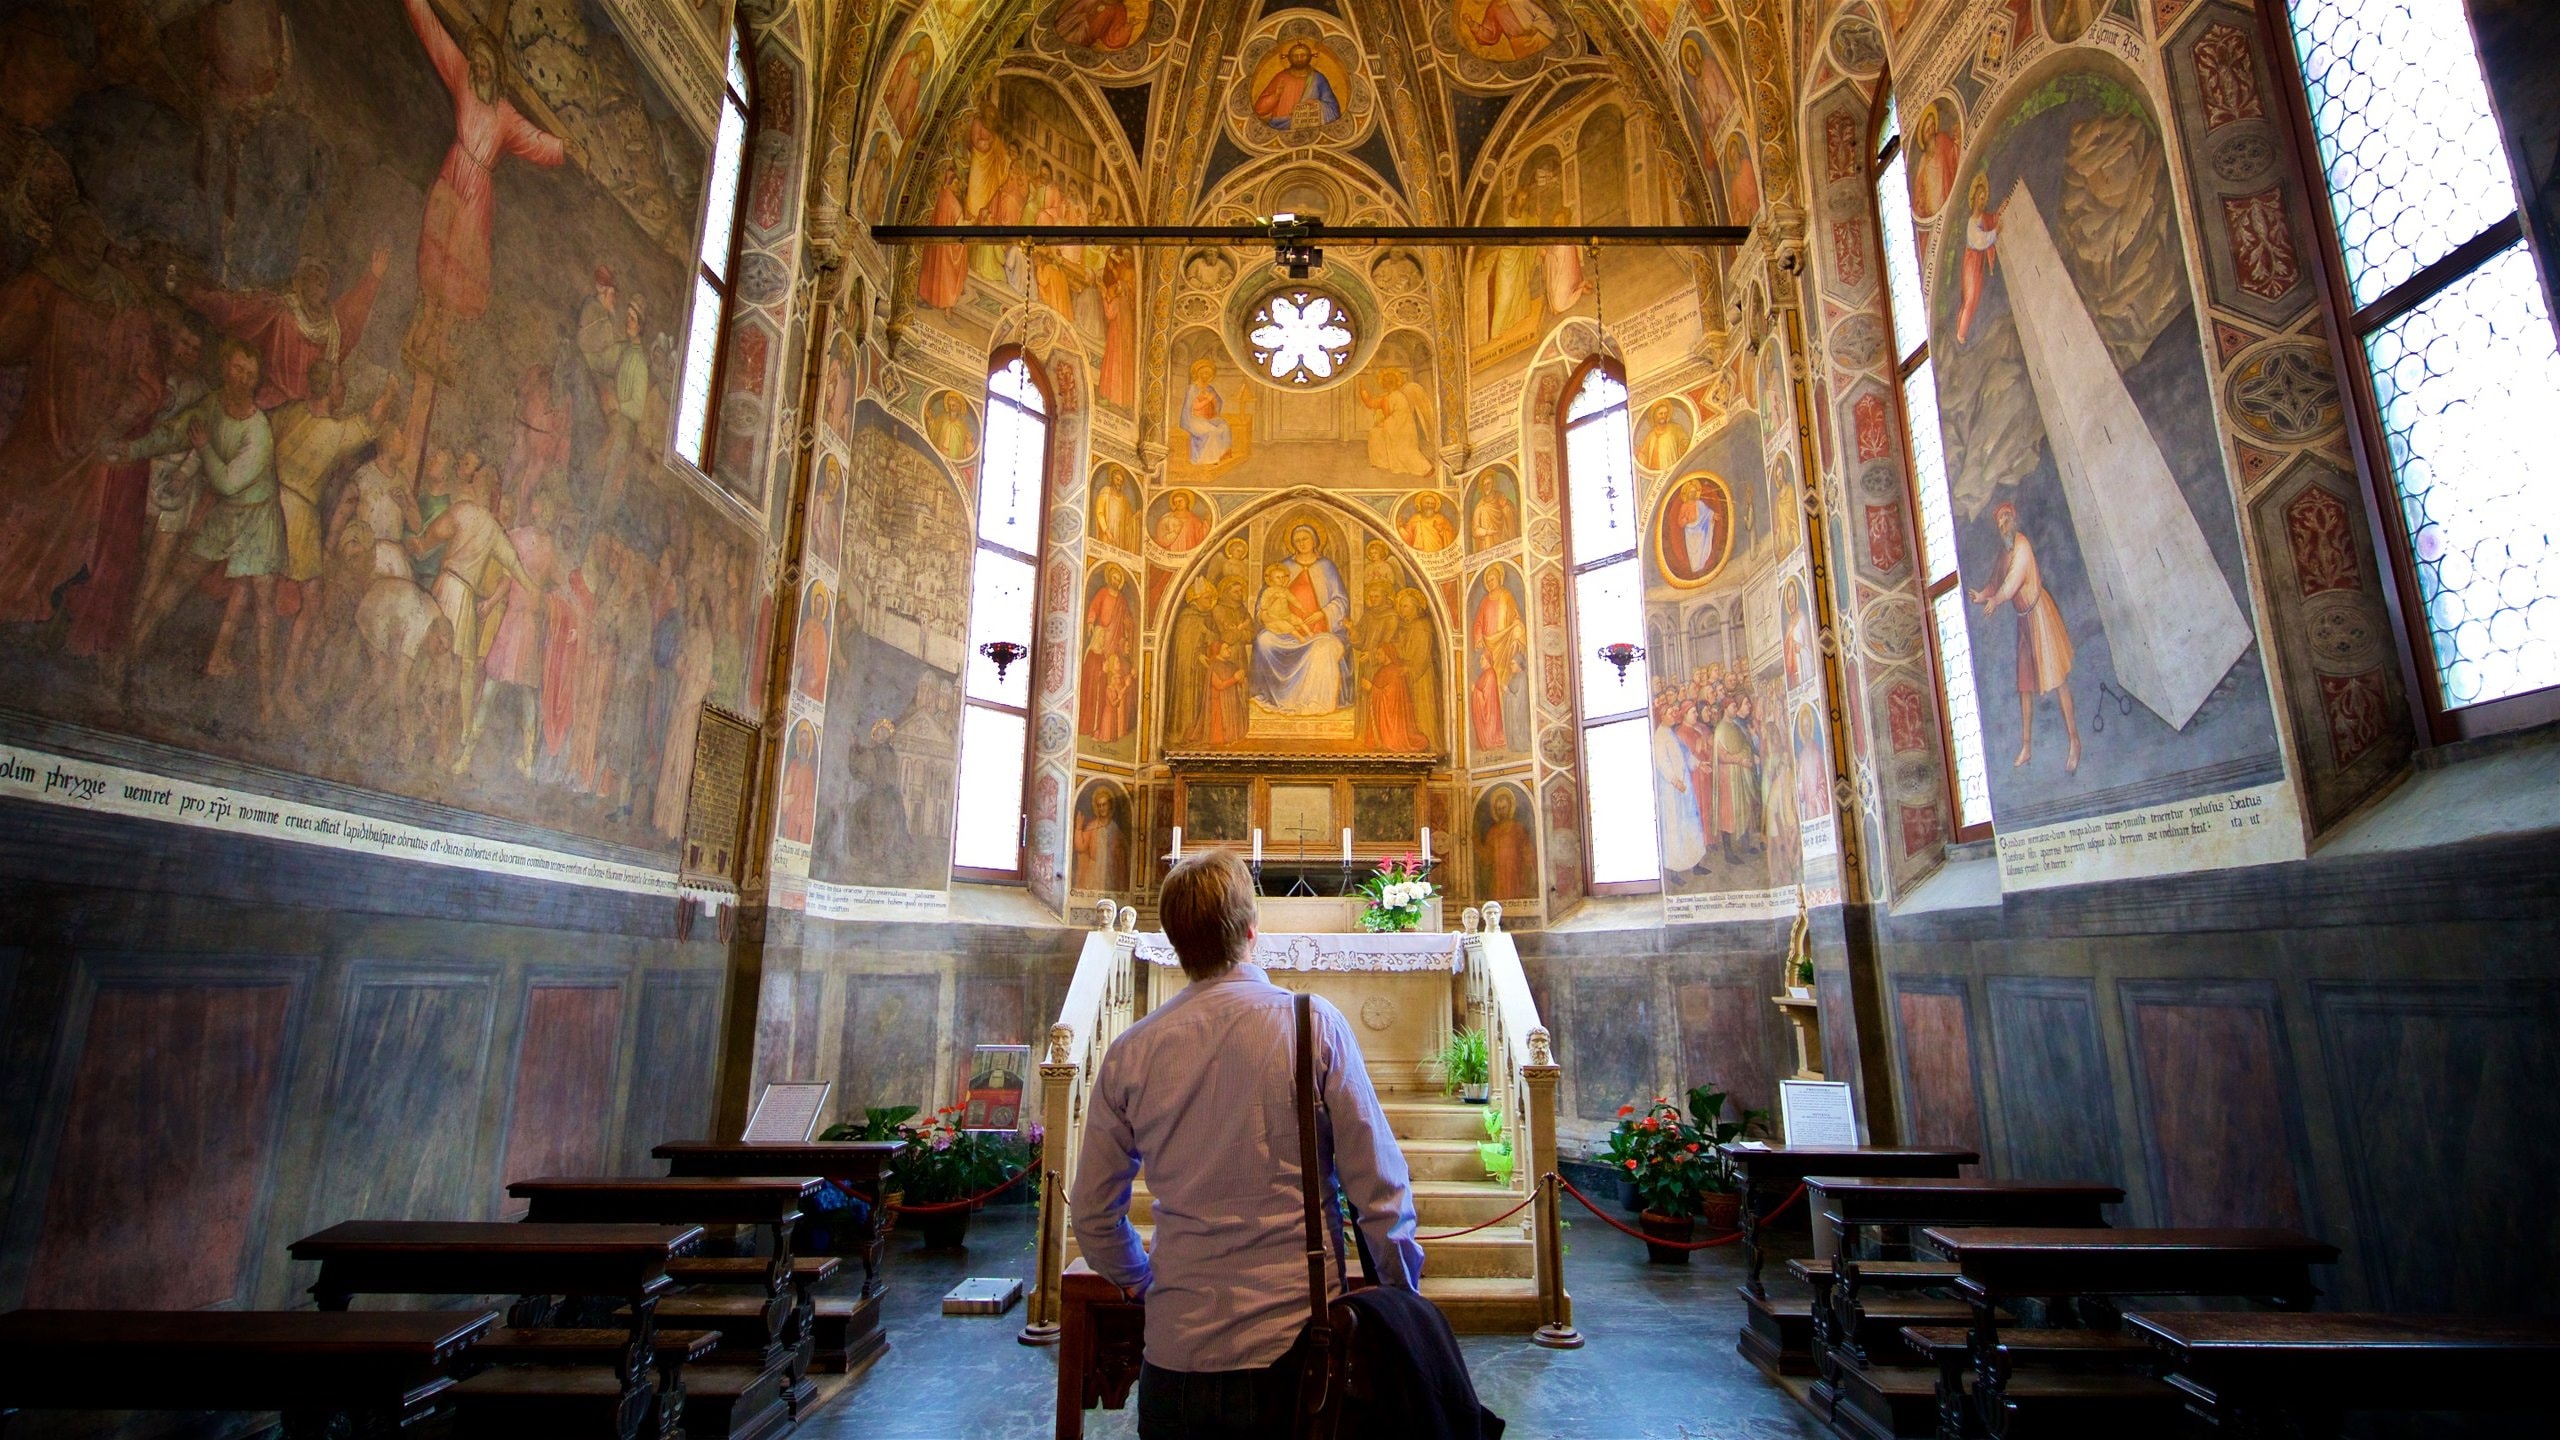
[742,1081,832,1143]
[1779,1079,1860,1148]
[681,705,759,884]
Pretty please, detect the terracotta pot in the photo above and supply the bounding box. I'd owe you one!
[1638,1209,1695,1265]
[1700,1190,1742,1237]
[913,1205,973,1249]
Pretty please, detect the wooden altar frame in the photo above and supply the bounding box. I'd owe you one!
[1164,754,1442,862]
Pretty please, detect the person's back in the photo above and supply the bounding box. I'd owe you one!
[1073,849,1421,1440]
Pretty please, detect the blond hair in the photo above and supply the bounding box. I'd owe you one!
[1159,849,1258,981]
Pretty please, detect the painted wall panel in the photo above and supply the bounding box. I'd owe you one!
[2123,982,2307,1230]
[1893,980,1985,1159]
[619,971,722,1168]
[837,974,942,1118]
[498,981,627,1214]
[1676,980,1774,1117]
[1567,975,1656,1121]
[1985,976,2123,1188]
[309,968,499,1232]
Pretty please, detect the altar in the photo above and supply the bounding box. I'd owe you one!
[1132,926,1463,1094]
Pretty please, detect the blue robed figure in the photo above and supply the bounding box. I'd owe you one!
[1251,525,1353,714]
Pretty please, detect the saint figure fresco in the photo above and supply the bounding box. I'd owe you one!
[1468,564,1528,755]
[1473,784,1537,899]
[1252,41,1345,129]
[1254,524,1352,715]
[1455,0,1561,63]
[1151,490,1212,552]
[1180,358,1236,468]
[1077,562,1138,747]
[1073,781,1132,892]
[1398,493,1458,553]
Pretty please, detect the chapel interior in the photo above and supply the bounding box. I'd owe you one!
[0,0,2556,1434]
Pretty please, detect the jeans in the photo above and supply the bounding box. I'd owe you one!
[1136,1339,1306,1440]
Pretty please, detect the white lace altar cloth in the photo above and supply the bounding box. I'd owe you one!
[1131,932,1464,973]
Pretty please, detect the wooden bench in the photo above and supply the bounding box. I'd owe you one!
[0,1308,495,1438]
[652,1139,898,1373]
[1924,1227,2341,1440]
[1894,1325,2156,1440]
[509,1174,819,1427]
[288,1221,699,1440]
[2124,1311,2560,1436]
[1715,1145,1976,1379]
[1805,1177,2122,1369]
[1056,1259,1145,1440]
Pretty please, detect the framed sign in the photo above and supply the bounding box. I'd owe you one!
[1778,1079,1859,1148]
[962,1044,1031,1129]
[681,704,759,884]
[742,1081,832,1143]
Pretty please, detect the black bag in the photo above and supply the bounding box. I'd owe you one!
[1290,994,1503,1440]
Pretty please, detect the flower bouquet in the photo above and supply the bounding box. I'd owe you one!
[895,1104,1040,1249]
[1355,855,1436,932]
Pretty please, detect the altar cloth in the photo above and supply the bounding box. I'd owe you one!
[1131,931,1464,973]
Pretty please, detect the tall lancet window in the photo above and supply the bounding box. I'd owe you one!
[1561,360,1664,891]
[951,352,1049,880]
[675,28,754,470]
[2273,0,2560,734]
[1874,91,1994,837]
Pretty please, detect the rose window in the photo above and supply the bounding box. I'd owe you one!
[1246,288,1355,385]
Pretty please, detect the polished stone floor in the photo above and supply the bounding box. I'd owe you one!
[800,1200,1823,1440]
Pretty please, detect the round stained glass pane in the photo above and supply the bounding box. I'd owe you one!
[1247,288,1355,386]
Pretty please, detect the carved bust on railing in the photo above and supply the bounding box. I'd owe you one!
[1047,1023,1076,1066]
[1461,906,1481,933]
[1526,1027,1552,1067]
[1094,899,1120,930]
[1482,901,1503,932]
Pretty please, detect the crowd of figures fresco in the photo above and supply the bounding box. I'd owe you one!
[0,0,756,853]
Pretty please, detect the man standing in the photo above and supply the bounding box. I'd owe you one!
[179,250,388,409]
[271,358,391,699]
[1075,850,1421,1440]
[1970,501,2079,773]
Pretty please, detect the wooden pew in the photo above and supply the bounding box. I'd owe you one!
[1923,1227,2341,1440]
[1716,1144,1977,1379]
[0,1309,495,1438]
[509,1177,819,1435]
[653,1139,899,1374]
[1055,1258,1145,1440]
[288,1221,699,1440]
[1806,1177,2122,1368]
[2124,1311,2560,1436]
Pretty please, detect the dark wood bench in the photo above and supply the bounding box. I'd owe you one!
[1924,1227,2341,1440]
[288,1221,700,1440]
[1056,1258,1145,1440]
[0,1308,495,1438]
[509,1174,819,1426]
[652,1139,898,1373]
[1715,1144,1976,1379]
[2124,1311,2560,1436]
[1805,1177,2122,1369]
[1894,1325,2157,1440]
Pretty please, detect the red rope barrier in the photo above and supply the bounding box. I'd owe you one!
[886,1163,1036,1215]
[1413,1189,1539,1241]
[1552,1175,1807,1251]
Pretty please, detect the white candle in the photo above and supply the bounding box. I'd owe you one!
[1171,827,1182,859]
[1252,829,1264,862]
[1420,827,1432,863]
[1341,827,1353,862]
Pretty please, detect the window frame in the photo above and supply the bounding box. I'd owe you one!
[950,344,1054,885]
[1867,83,1993,844]
[2259,2,2560,743]
[1556,353,1664,897]
[676,27,757,476]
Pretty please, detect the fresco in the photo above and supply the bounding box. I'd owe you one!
[1465,561,1530,761]
[1651,472,1737,588]
[1394,492,1461,554]
[2044,0,2101,45]
[1633,398,1695,472]
[810,414,969,893]
[1167,327,1443,489]
[1148,488,1212,553]
[1471,781,1537,900]
[911,77,1137,408]
[1071,778,1133,893]
[1088,462,1140,553]
[1931,63,2281,826]
[1160,504,1443,756]
[0,0,758,854]
[1907,98,1965,221]
[1077,561,1139,757]
[1464,467,1521,552]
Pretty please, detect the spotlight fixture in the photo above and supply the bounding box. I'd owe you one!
[1597,641,1646,684]
[979,640,1029,682]
[1270,213,1324,279]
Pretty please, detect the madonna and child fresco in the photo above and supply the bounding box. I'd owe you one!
[0,0,757,854]
[1154,511,1442,757]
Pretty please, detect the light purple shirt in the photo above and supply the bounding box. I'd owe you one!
[1071,963,1424,1372]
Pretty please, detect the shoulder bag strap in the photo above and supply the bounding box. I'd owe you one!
[1295,992,1336,1427]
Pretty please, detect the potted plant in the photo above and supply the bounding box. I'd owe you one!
[804,1105,919,1250]
[893,1105,1036,1249]
[1600,1106,1645,1210]
[1356,854,1436,932]
[1684,1083,1773,1236]
[1476,1107,1516,1185]
[1617,1096,1712,1263]
[1438,1026,1492,1103]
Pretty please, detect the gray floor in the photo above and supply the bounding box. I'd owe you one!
[799,1200,1823,1440]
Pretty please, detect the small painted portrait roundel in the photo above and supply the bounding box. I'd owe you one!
[1651,472,1736,588]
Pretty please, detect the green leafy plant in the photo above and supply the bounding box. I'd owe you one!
[1684,1083,1773,1196]
[1356,855,1436,932]
[1437,1026,1491,1097]
[1477,1107,1515,1183]
[891,1105,1039,1204]
[1611,1097,1714,1218]
[818,1104,919,1142]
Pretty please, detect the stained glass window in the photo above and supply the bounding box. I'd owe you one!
[2280,0,2560,718]
[1874,89,1994,835]
[1562,361,1663,889]
[1246,289,1355,385]
[676,28,753,470]
[952,354,1049,877]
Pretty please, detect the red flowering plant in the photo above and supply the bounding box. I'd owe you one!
[1613,1097,1718,1219]
[1355,854,1436,932]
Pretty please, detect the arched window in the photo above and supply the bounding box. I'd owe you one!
[1560,360,1664,890]
[950,352,1050,879]
[1873,91,1994,837]
[2270,0,2560,736]
[674,28,754,470]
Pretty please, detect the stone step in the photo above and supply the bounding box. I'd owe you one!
[1121,1178,1524,1228]
[1399,1140,1498,1183]
[1419,1277,1546,1333]
[1381,1100,1503,1142]
[1066,1218,1533,1278]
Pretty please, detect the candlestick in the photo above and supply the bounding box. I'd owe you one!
[1420,827,1431,863]
[1252,828,1264,862]
[1341,827,1352,863]
[1171,827,1182,859]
